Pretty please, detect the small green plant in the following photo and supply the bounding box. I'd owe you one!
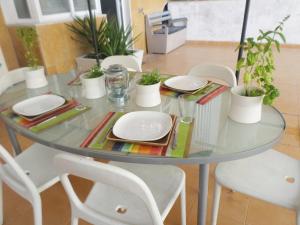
[139,70,161,85]
[16,27,39,70]
[236,15,290,105]
[86,65,103,79]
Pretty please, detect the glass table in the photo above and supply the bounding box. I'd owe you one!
[0,72,285,225]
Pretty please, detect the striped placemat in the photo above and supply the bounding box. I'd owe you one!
[160,75,228,105]
[81,112,194,158]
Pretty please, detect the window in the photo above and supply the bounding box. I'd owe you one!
[74,0,96,11]
[39,0,70,15]
[13,0,31,18]
[0,0,101,25]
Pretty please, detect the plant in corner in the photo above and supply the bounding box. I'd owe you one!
[229,15,290,124]
[80,65,106,99]
[67,15,143,72]
[136,70,161,107]
[16,27,48,89]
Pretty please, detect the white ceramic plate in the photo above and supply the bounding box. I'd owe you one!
[12,94,66,117]
[113,111,173,141]
[164,76,208,91]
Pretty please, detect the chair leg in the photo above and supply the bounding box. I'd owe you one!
[180,183,186,225]
[296,210,300,225]
[32,199,42,225]
[0,181,3,225]
[211,182,222,225]
[71,216,79,225]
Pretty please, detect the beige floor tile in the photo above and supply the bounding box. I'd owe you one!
[246,198,296,225]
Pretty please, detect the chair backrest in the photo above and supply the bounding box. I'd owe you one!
[0,145,40,204]
[54,154,163,225]
[0,47,8,75]
[188,64,237,87]
[101,55,142,72]
[146,11,172,25]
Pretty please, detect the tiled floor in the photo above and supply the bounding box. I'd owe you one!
[1,42,300,225]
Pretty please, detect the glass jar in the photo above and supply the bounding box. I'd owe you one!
[104,64,129,105]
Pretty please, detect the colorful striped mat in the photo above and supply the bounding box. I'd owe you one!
[81,112,194,158]
[1,100,90,133]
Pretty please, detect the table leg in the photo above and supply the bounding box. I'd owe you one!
[6,125,22,155]
[198,164,210,225]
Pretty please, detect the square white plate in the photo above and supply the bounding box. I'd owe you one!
[164,76,208,91]
[12,94,66,117]
[113,111,173,141]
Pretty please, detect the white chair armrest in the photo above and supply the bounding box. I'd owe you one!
[169,17,188,27]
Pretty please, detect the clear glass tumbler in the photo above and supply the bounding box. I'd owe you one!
[178,95,196,123]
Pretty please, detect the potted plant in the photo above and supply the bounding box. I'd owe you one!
[67,16,142,72]
[80,65,105,99]
[229,16,289,124]
[16,27,48,89]
[136,70,161,107]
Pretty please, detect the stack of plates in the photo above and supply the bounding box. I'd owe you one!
[109,111,176,146]
[163,76,208,93]
[12,94,66,119]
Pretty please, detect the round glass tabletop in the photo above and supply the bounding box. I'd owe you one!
[0,72,285,164]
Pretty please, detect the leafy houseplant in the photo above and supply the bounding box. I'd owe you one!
[139,70,161,85]
[16,27,48,89]
[67,15,143,72]
[229,16,289,124]
[81,65,105,99]
[136,70,161,107]
[16,27,40,70]
[86,65,104,79]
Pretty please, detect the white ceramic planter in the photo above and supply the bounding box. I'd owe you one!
[76,55,101,73]
[25,66,48,89]
[135,81,161,107]
[229,86,264,124]
[80,73,106,99]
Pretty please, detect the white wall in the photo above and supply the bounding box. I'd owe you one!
[169,0,300,44]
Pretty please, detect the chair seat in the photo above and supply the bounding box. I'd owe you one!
[85,162,185,225]
[1,143,60,192]
[154,25,186,35]
[215,149,300,209]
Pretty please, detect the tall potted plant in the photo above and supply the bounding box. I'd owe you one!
[17,27,48,89]
[229,16,289,123]
[67,16,142,71]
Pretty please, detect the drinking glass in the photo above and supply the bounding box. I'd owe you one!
[178,95,196,123]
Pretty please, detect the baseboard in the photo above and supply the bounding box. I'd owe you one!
[186,40,300,48]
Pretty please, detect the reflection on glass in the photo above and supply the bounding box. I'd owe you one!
[73,0,96,11]
[39,0,70,15]
[13,0,31,18]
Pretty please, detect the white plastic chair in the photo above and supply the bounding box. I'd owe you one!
[0,47,28,95]
[211,149,300,225]
[54,154,186,225]
[0,144,61,225]
[101,55,142,72]
[187,64,237,87]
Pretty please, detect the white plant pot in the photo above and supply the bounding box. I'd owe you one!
[229,86,264,124]
[135,81,161,107]
[80,73,106,99]
[25,66,48,89]
[132,49,144,68]
[76,55,102,73]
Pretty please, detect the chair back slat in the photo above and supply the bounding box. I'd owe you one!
[0,145,39,202]
[147,11,172,24]
[55,154,163,225]
[188,64,237,87]
[101,55,142,72]
[0,48,8,76]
